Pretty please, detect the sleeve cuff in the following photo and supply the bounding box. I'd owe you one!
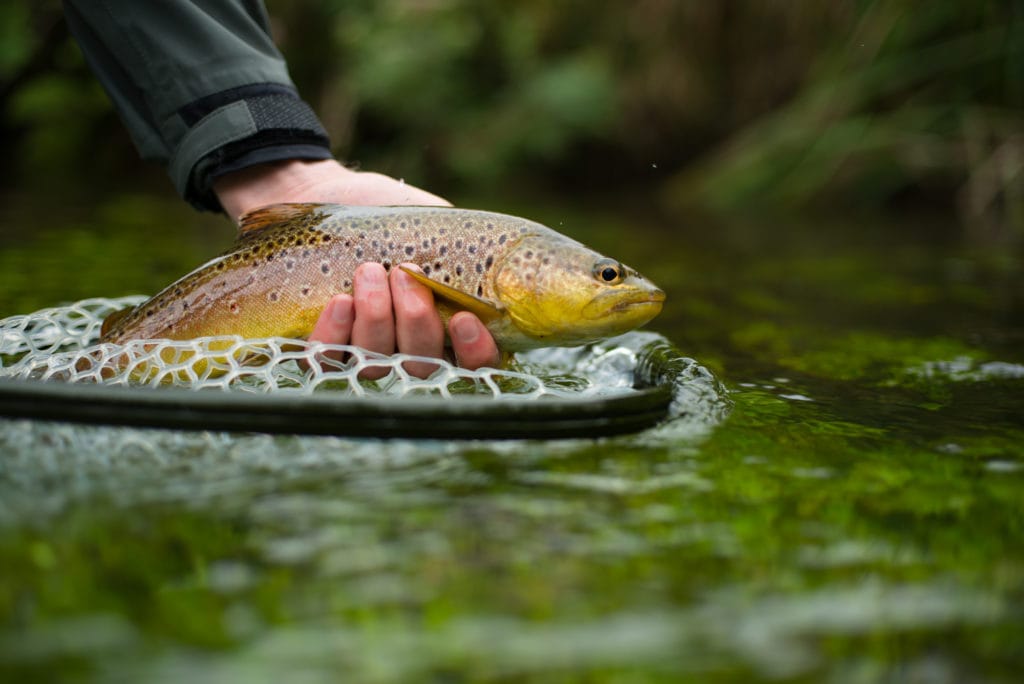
[168,86,332,212]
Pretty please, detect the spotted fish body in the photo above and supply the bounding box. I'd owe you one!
[101,203,665,352]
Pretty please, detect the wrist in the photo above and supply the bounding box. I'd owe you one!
[214,159,351,221]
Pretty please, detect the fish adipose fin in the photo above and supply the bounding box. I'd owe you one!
[236,203,326,237]
[398,266,505,322]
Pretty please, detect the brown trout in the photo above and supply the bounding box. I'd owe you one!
[100,203,665,351]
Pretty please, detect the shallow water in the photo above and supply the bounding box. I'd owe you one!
[0,195,1022,682]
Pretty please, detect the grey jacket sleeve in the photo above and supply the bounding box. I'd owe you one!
[63,0,332,212]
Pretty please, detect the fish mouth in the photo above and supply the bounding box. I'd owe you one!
[582,288,666,320]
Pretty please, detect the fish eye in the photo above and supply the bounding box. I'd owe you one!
[593,259,623,285]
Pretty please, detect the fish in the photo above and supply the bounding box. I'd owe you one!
[100,203,665,353]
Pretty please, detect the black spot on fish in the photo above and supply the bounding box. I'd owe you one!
[434,261,442,270]
[422,239,429,248]
[479,235,486,243]
[405,245,414,256]
[423,265,432,275]
[303,249,311,258]
[542,257,550,265]
[485,256,494,270]
[477,285,483,296]
[414,218,421,226]
[182,302,189,310]
[321,263,331,274]
[468,245,477,254]
[174,287,182,295]
[464,221,472,229]
[475,263,482,274]
[400,222,407,229]
[343,280,351,288]
[439,228,446,235]
[322,235,332,243]
[216,262,226,270]
[344,240,351,248]
[455,239,463,249]
[456,265,463,276]
[355,248,363,259]
[383,261,391,270]
[269,292,279,302]
[443,275,450,283]
[301,287,310,296]
[388,241,395,250]
[383,230,391,238]
[267,253,275,262]
[440,245,448,256]
[498,234,507,244]
[145,310,154,317]
[372,240,379,248]
[285,259,295,271]
[487,223,494,230]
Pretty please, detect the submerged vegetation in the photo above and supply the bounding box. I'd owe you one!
[0,1,1021,235]
[0,4,1022,681]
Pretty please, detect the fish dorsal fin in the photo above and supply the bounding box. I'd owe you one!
[236,203,326,237]
[398,265,505,322]
[100,305,135,338]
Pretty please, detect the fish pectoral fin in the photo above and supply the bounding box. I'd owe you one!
[100,306,135,338]
[398,265,505,322]
[236,203,328,237]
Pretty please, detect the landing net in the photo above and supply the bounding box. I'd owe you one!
[0,297,728,438]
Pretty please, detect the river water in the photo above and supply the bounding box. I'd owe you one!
[0,194,1021,682]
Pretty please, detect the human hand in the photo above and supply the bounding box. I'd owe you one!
[308,263,501,378]
[213,158,451,220]
[212,159,500,376]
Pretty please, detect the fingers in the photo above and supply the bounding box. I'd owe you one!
[348,263,395,379]
[449,311,501,371]
[307,294,354,366]
[307,262,501,380]
[391,264,444,378]
[350,263,395,353]
[309,294,354,345]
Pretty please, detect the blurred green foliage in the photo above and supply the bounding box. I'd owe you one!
[1,0,1022,233]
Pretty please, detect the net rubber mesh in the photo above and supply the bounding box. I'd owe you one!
[0,297,685,401]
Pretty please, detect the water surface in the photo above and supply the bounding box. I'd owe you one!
[0,194,1022,682]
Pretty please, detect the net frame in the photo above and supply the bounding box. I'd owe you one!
[0,297,727,438]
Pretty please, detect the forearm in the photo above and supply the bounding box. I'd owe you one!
[63,0,332,213]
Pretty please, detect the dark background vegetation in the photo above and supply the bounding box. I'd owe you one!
[0,0,1022,237]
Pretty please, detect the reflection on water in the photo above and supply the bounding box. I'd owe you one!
[0,196,1022,682]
